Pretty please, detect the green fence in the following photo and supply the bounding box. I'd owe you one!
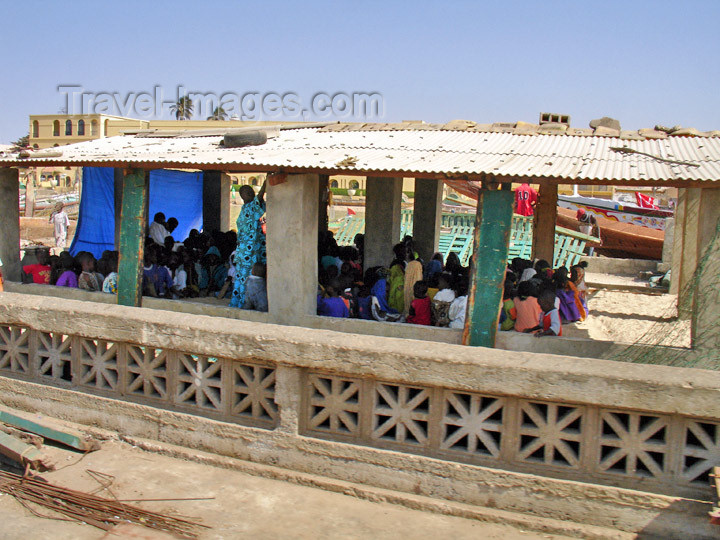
[333,211,595,268]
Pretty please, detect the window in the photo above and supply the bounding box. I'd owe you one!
[53,120,60,136]
[330,180,339,188]
[251,177,258,186]
[77,119,85,136]
[65,120,72,136]
[32,120,39,138]
[350,180,360,190]
[91,119,98,136]
[103,119,109,136]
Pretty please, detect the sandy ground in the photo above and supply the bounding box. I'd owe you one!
[0,438,568,540]
[20,217,77,252]
[561,288,687,346]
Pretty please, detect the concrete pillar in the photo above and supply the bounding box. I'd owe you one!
[202,171,231,233]
[412,178,443,262]
[532,183,558,264]
[364,176,402,270]
[671,188,703,297]
[659,217,674,272]
[318,174,329,233]
[113,168,123,250]
[266,173,318,326]
[690,188,720,349]
[0,168,21,282]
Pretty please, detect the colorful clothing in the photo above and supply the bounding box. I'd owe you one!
[143,265,173,296]
[317,295,349,318]
[407,296,431,325]
[500,299,517,331]
[78,271,103,292]
[56,270,78,288]
[556,283,587,322]
[102,272,118,294]
[539,308,563,336]
[514,184,537,216]
[403,260,423,316]
[230,198,266,308]
[23,264,51,284]
[387,263,405,313]
[514,296,542,332]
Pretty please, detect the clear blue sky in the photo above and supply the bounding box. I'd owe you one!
[2,0,719,142]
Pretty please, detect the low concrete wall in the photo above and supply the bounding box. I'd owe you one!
[0,291,717,537]
[580,257,659,276]
[5,283,625,359]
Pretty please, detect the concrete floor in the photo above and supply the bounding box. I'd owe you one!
[0,440,571,540]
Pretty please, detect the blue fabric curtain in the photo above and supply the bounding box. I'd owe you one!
[70,167,204,259]
[69,167,115,258]
[148,169,203,241]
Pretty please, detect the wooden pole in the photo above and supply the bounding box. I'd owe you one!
[117,169,149,307]
[532,183,558,265]
[463,184,514,347]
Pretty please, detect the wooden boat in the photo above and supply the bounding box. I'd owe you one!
[556,207,664,260]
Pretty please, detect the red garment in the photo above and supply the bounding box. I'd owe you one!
[23,264,51,284]
[515,184,538,216]
[407,296,431,325]
[540,308,563,336]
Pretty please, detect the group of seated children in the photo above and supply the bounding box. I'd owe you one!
[316,233,589,337]
[22,248,118,293]
[22,222,269,313]
[316,233,470,328]
[500,258,588,337]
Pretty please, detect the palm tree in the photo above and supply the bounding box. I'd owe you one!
[170,95,194,120]
[207,106,229,121]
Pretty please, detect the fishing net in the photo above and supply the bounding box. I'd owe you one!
[606,217,720,369]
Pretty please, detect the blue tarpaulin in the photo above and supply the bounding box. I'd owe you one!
[69,167,115,258]
[70,167,203,259]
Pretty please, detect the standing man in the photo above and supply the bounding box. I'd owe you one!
[49,202,70,254]
[514,182,538,216]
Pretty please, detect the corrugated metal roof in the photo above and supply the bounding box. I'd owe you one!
[3,127,720,184]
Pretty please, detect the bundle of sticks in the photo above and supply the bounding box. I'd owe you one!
[0,470,208,538]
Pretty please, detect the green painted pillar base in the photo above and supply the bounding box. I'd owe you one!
[464,187,514,347]
[117,169,149,307]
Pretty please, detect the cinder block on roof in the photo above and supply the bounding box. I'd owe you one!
[669,127,702,137]
[539,112,570,126]
[442,120,477,131]
[538,123,568,134]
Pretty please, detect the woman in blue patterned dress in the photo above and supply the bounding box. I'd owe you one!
[230,182,267,307]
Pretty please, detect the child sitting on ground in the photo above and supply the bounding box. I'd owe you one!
[525,289,563,337]
[431,272,456,327]
[244,263,268,312]
[22,249,51,285]
[513,280,542,333]
[77,252,103,292]
[448,277,469,329]
[55,252,78,288]
[317,280,350,318]
[407,280,431,325]
[500,280,517,331]
[102,252,119,294]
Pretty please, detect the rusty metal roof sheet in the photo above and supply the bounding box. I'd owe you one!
[3,127,720,184]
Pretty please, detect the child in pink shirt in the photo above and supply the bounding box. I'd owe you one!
[513,281,542,333]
